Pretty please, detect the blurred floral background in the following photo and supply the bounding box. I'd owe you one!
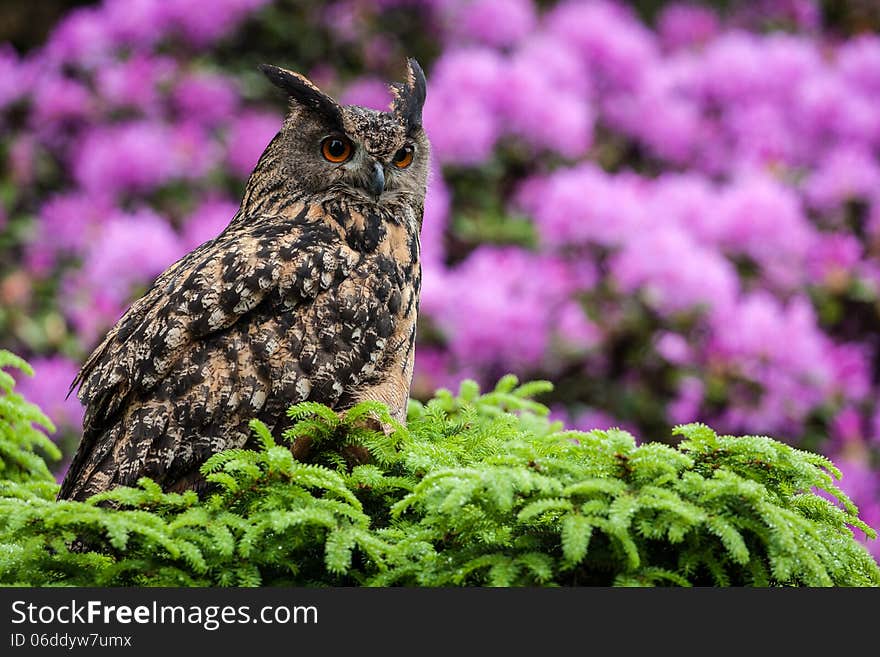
[1,0,879,555]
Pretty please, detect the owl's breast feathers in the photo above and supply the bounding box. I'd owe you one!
[58,199,422,500]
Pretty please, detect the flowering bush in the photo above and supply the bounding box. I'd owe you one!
[1,0,879,558]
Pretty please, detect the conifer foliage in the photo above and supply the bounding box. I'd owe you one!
[1,352,878,587]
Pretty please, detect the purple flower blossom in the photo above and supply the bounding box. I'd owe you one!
[837,35,880,99]
[30,74,95,128]
[552,405,624,433]
[43,6,116,68]
[826,455,880,554]
[73,121,219,196]
[181,197,239,250]
[555,301,601,352]
[603,69,705,165]
[805,233,862,287]
[0,45,32,111]
[713,174,815,288]
[647,174,720,243]
[410,347,479,399]
[27,193,115,273]
[708,292,834,434]
[655,332,693,366]
[81,208,184,302]
[95,54,176,114]
[421,162,450,268]
[514,36,592,97]
[322,0,363,43]
[723,101,802,169]
[545,0,657,91]
[339,77,393,111]
[709,293,828,376]
[445,0,536,49]
[805,147,880,212]
[696,32,783,104]
[828,342,872,402]
[224,110,279,178]
[668,376,704,425]
[99,0,173,52]
[657,3,719,51]
[832,406,864,445]
[518,165,647,249]
[611,226,739,317]
[157,0,272,48]
[424,247,581,370]
[13,356,84,433]
[496,54,593,157]
[423,48,503,164]
[172,70,240,126]
[63,209,184,345]
[795,71,880,153]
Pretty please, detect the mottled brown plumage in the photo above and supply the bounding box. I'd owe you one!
[58,60,429,501]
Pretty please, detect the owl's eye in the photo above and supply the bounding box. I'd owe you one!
[321,136,353,163]
[392,145,414,168]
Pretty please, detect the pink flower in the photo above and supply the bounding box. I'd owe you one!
[181,197,239,250]
[553,405,624,433]
[806,233,862,286]
[96,54,176,114]
[832,406,864,445]
[421,162,450,267]
[339,77,393,111]
[714,174,815,288]
[63,208,185,344]
[611,226,738,317]
[824,456,880,555]
[411,347,479,399]
[13,356,84,433]
[805,147,880,212]
[518,164,647,249]
[556,301,601,352]
[0,45,33,110]
[224,110,279,178]
[422,48,503,164]
[446,0,536,49]
[837,35,880,99]
[73,121,219,196]
[496,54,594,157]
[668,376,704,425]
[31,73,95,127]
[172,70,239,125]
[28,193,115,272]
[657,3,719,51]
[655,332,693,366]
[425,247,581,370]
[546,0,658,91]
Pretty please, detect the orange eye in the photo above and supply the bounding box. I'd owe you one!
[321,136,352,163]
[392,145,414,168]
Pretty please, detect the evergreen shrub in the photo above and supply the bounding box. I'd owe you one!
[1,350,877,587]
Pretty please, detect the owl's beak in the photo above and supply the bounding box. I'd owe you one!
[368,161,385,199]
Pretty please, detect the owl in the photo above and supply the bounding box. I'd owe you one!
[57,59,429,501]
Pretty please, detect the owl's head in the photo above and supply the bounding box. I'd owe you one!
[257,59,429,207]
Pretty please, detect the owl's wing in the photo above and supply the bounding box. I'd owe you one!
[59,202,366,498]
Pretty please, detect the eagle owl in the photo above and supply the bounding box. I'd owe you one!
[57,59,429,501]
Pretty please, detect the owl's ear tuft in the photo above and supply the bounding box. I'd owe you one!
[260,63,343,126]
[390,58,427,131]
